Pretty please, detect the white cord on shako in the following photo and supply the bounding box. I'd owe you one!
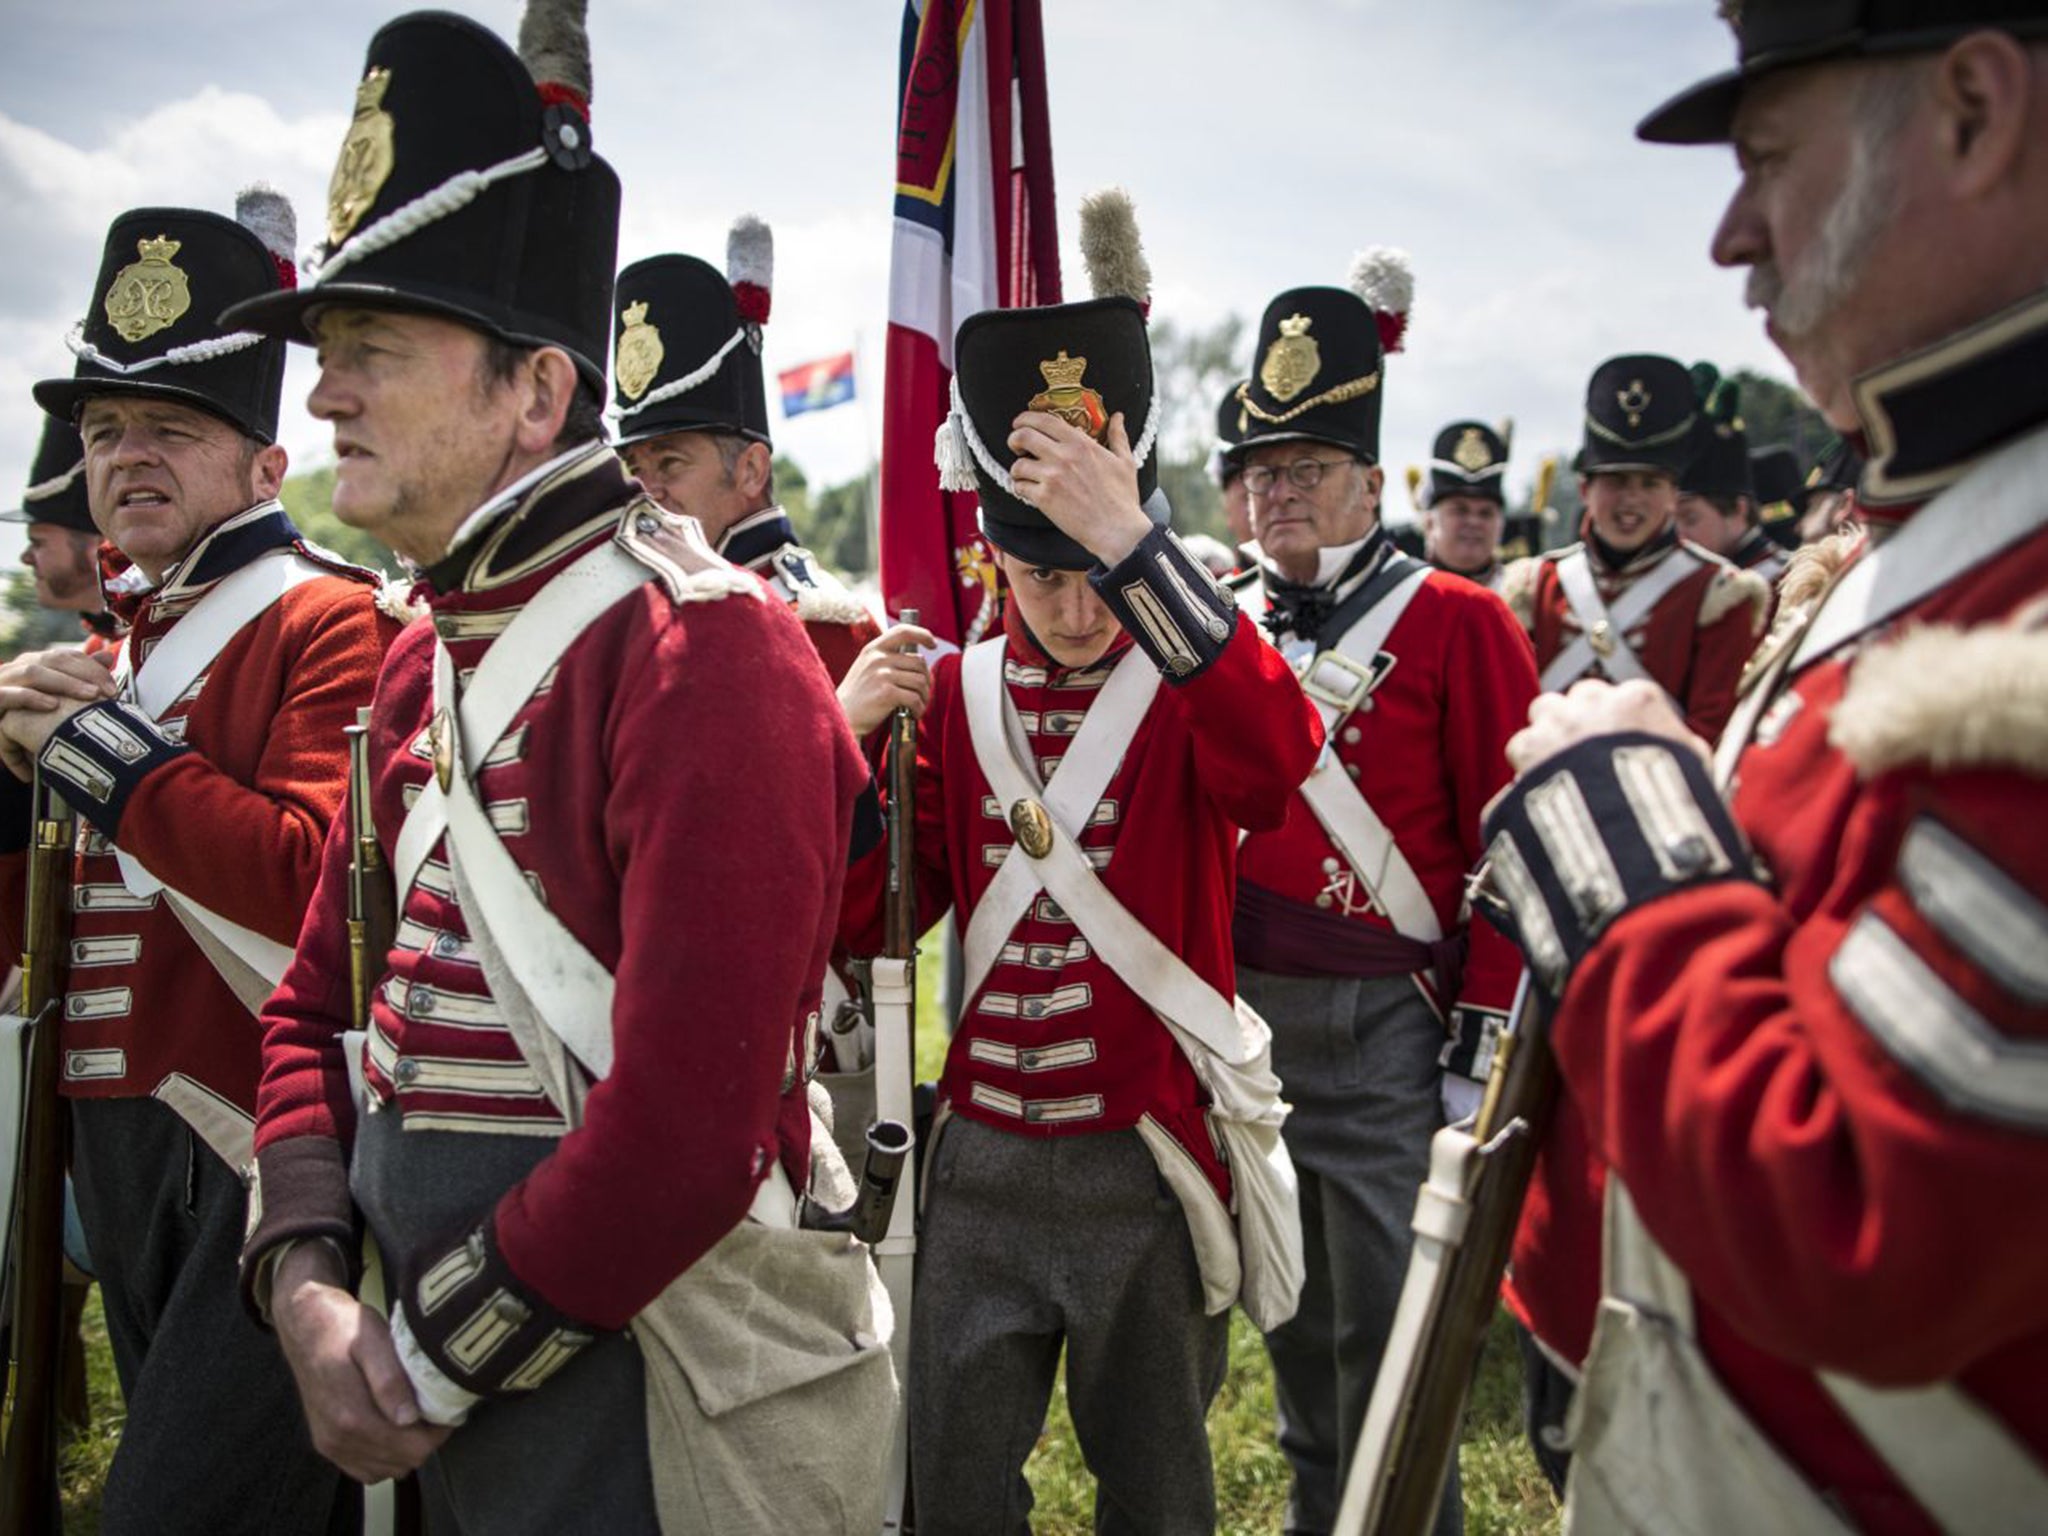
[610,325,750,420]
[66,322,267,375]
[309,145,550,284]
[22,458,86,503]
[934,373,1162,503]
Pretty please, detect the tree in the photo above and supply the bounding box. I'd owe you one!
[279,466,398,576]
[0,571,87,655]
[1147,314,1248,545]
[1728,367,1830,466]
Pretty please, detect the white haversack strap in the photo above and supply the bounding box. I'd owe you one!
[1543,545,1696,693]
[1816,1373,2048,1535]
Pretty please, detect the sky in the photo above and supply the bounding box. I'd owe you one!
[0,0,1794,555]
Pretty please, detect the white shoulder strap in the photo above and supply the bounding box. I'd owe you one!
[393,538,652,907]
[110,544,337,1006]
[1542,546,1698,693]
[960,642,1259,1067]
[1289,565,1443,942]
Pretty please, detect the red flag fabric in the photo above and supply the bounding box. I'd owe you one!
[880,0,1060,646]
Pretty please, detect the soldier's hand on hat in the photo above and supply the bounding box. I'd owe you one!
[0,645,119,780]
[272,1241,452,1482]
[1505,678,1709,779]
[839,621,937,737]
[1007,410,1151,565]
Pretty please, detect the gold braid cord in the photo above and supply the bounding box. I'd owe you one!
[1237,371,1380,426]
[1584,410,1698,449]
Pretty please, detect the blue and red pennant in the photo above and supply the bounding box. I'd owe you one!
[779,353,857,418]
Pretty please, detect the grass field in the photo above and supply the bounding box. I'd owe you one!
[54,940,1562,1533]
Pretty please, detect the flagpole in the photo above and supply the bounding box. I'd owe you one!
[854,328,882,584]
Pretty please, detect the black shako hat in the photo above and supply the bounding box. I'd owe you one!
[1425,420,1509,505]
[1210,379,1248,485]
[1750,445,1808,522]
[1232,249,1413,465]
[612,218,774,450]
[937,189,1168,571]
[1638,1,2048,145]
[35,192,298,443]
[1576,354,1702,478]
[1679,365,1753,501]
[223,8,621,397]
[3,418,94,532]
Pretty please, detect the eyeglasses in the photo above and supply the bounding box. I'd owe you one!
[1241,456,1358,496]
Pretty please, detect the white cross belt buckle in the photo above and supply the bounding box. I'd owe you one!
[1298,649,1377,714]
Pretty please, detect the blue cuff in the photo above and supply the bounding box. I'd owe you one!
[1439,1004,1510,1083]
[1089,526,1238,682]
[1478,732,1758,996]
[37,699,192,838]
[402,1217,599,1400]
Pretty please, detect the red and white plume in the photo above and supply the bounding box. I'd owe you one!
[727,214,773,327]
[1079,187,1152,316]
[1348,246,1414,355]
[236,183,298,290]
[518,0,593,116]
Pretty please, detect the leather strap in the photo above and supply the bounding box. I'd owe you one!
[1542,545,1700,693]
[959,641,1258,1068]
[1291,565,1442,942]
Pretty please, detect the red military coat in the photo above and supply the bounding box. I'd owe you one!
[1234,560,1539,1069]
[251,449,868,1331]
[1503,408,2048,1528]
[841,602,1322,1199]
[0,503,395,1120]
[716,506,880,684]
[1501,534,1767,740]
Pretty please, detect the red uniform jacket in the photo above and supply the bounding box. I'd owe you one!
[250,448,868,1332]
[841,602,1322,1200]
[0,503,394,1119]
[1501,534,1768,741]
[1234,556,1539,1075]
[1500,315,2048,1531]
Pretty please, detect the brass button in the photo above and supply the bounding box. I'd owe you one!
[1023,998,1046,1020]
[1009,799,1055,859]
[491,1294,531,1326]
[1321,857,1341,875]
[410,985,436,1018]
[1345,763,1361,781]
[393,1057,421,1086]
[1315,893,1335,910]
[1020,1051,1042,1070]
[1342,726,1362,745]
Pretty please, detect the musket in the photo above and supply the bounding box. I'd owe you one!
[873,608,921,1535]
[1335,970,1558,1536]
[346,706,395,1032]
[1,768,78,1534]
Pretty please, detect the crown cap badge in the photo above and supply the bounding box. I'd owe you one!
[1453,427,1495,473]
[1038,350,1088,391]
[1617,378,1652,429]
[328,66,397,248]
[1260,314,1322,404]
[102,234,193,344]
[615,300,665,402]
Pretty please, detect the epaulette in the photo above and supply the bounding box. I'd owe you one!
[1779,525,1863,615]
[1495,553,1545,632]
[1698,562,1771,635]
[292,537,391,589]
[374,576,430,626]
[614,498,761,606]
[773,548,874,628]
[1831,612,2048,779]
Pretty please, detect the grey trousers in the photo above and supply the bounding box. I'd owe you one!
[351,1105,661,1536]
[910,1116,1229,1536]
[70,1096,354,1536]
[1237,967,1463,1536]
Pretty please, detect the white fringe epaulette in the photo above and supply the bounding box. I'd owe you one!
[375,575,430,626]
[1699,563,1771,634]
[1831,619,2048,779]
[793,583,875,628]
[1495,554,1542,633]
[616,499,761,606]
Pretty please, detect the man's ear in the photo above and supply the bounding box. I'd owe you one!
[251,442,289,500]
[1931,32,2033,198]
[514,347,582,455]
[737,439,774,501]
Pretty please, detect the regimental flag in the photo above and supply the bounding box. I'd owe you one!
[779,353,857,418]
[880,0,1060,647]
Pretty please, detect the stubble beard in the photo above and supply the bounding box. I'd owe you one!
[1745,131,1900,343]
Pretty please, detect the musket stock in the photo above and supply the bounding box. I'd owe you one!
[1,769,78,1534]
[346,706,395,1031]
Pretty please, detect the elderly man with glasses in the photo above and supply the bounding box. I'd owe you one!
[1222,267,1538,1536]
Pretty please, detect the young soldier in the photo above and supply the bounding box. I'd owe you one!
[1673,370,1782,579]
[1419,419,1511,589]
[610,227,880,686]
[1224,263,1539,1536]
[1486,9,2048,1529]
[1499,354,1769,740]
[0,191,395,1535]
[1744,444,1805,576]
[846,230,1323,1532]
[225,10,893,1531]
